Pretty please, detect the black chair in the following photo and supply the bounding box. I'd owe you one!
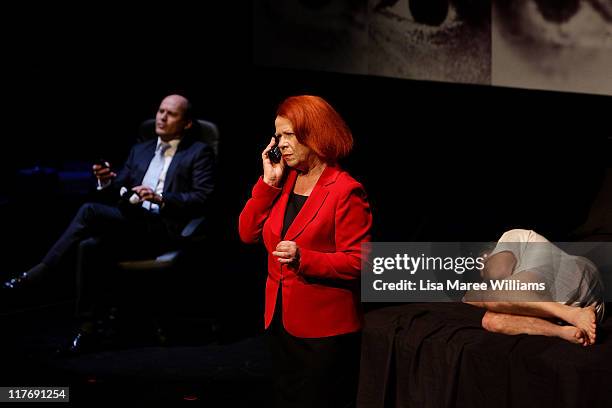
[137,118,219,156]
[113,118,220,343]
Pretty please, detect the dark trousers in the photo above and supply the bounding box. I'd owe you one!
[266,291,361,408]
[41,202,173,319]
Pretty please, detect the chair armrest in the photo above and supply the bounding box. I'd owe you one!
[181,216,207,238]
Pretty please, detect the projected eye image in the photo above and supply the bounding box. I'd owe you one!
[368,0,491,84]
[492,0,612,95]
[253,0,369,74]
[253,0,612,96]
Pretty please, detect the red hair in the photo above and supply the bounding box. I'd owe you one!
[276,95,353,164]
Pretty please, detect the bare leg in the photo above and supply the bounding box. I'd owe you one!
[464,270,597,344]
[482,311,589,346]
[467,301,597,345]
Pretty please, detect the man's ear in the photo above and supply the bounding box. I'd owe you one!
[184,119,193,130]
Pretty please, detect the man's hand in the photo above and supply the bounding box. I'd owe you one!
[132,186,163,205]
[273,241,300,266]
[92,162,117,183]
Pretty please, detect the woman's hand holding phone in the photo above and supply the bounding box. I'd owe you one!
[262,136,285,188]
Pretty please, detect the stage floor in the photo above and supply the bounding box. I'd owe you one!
[0,300,272,405]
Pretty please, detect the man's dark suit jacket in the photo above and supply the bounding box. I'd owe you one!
[106,134,215,238]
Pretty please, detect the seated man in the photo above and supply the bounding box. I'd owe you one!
[3,94,215,352]
[464,229,605,346]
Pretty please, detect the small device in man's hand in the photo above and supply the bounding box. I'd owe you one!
[267,136,282,164]
[117,186,144,217]
[119,187,141,205]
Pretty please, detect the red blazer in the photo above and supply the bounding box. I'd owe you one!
[239,165,372,338]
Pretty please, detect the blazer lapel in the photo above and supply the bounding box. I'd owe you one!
[163,138,188,192]
[283,166,340,241]
[135,140,157,185]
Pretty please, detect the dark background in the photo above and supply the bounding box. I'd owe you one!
[0,2,610,402]
[1,1,610,301]
[2,1,610,303]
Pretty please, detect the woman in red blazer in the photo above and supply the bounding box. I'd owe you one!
[239,95,372,407]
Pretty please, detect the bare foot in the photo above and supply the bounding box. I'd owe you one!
[558,326,588,346]
[565,305,597,345]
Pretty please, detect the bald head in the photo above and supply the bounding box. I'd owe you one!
[155,94,193,141]
[163,94,191,117]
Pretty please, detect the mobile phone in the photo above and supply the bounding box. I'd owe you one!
[267,136,282,164]
[94,158,110,189]
[94,158,109,168]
